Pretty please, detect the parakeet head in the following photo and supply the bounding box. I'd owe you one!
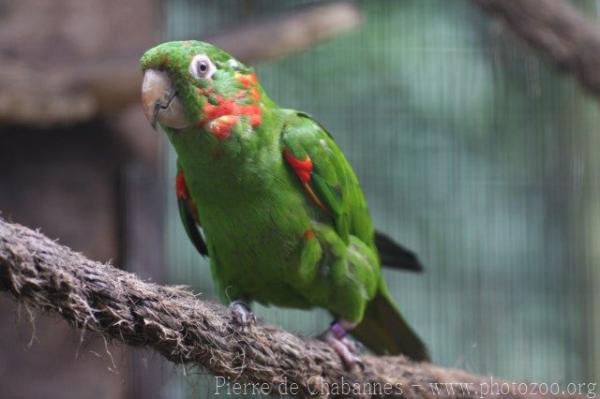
[140,41,264,140]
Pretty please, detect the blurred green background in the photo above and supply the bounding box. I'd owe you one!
[3,0,596,398]
[162,0,599,397]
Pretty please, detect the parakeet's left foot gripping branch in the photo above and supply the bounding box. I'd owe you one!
[319,320,363,371]
[229,300,256,328]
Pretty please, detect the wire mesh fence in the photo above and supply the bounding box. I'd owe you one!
[163,1,599,397]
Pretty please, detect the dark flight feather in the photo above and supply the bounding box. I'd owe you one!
[375,231,423,272]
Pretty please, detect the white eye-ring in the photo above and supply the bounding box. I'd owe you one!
[189,54,216,80]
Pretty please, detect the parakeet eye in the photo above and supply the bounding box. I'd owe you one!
[189,54,216,80]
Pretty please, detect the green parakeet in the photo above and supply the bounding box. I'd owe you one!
[140,41,428,365]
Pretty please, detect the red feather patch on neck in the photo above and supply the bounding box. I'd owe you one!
[199,72,262,140]
[209,115,240,140]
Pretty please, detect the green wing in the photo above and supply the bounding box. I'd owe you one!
[176,162,208,257]
[281,111,375,248]
[281,111,425,272]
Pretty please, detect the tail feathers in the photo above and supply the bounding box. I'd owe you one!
[375,231,423,272]
[351,292,429,361]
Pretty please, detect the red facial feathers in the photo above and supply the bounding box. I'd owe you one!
[238,73,257,88]
[199,72,262,140]
[210,115,240,140]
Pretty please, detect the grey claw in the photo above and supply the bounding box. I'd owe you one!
[319,329,363,371]
[229,301,256,328]
[341,336,363,355]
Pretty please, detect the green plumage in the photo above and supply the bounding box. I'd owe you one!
[141,41,428,360]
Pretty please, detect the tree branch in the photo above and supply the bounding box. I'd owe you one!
[473,0,600,98]
[0,217,578,398]
[0,1,361,126]
[206,1,362,65]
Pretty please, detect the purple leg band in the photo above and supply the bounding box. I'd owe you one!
[330,322,347,339]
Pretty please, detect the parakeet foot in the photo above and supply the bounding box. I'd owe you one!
[319,321,362,371]
[229,300,256,328]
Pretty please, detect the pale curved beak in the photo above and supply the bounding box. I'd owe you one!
[141,69,188,129]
